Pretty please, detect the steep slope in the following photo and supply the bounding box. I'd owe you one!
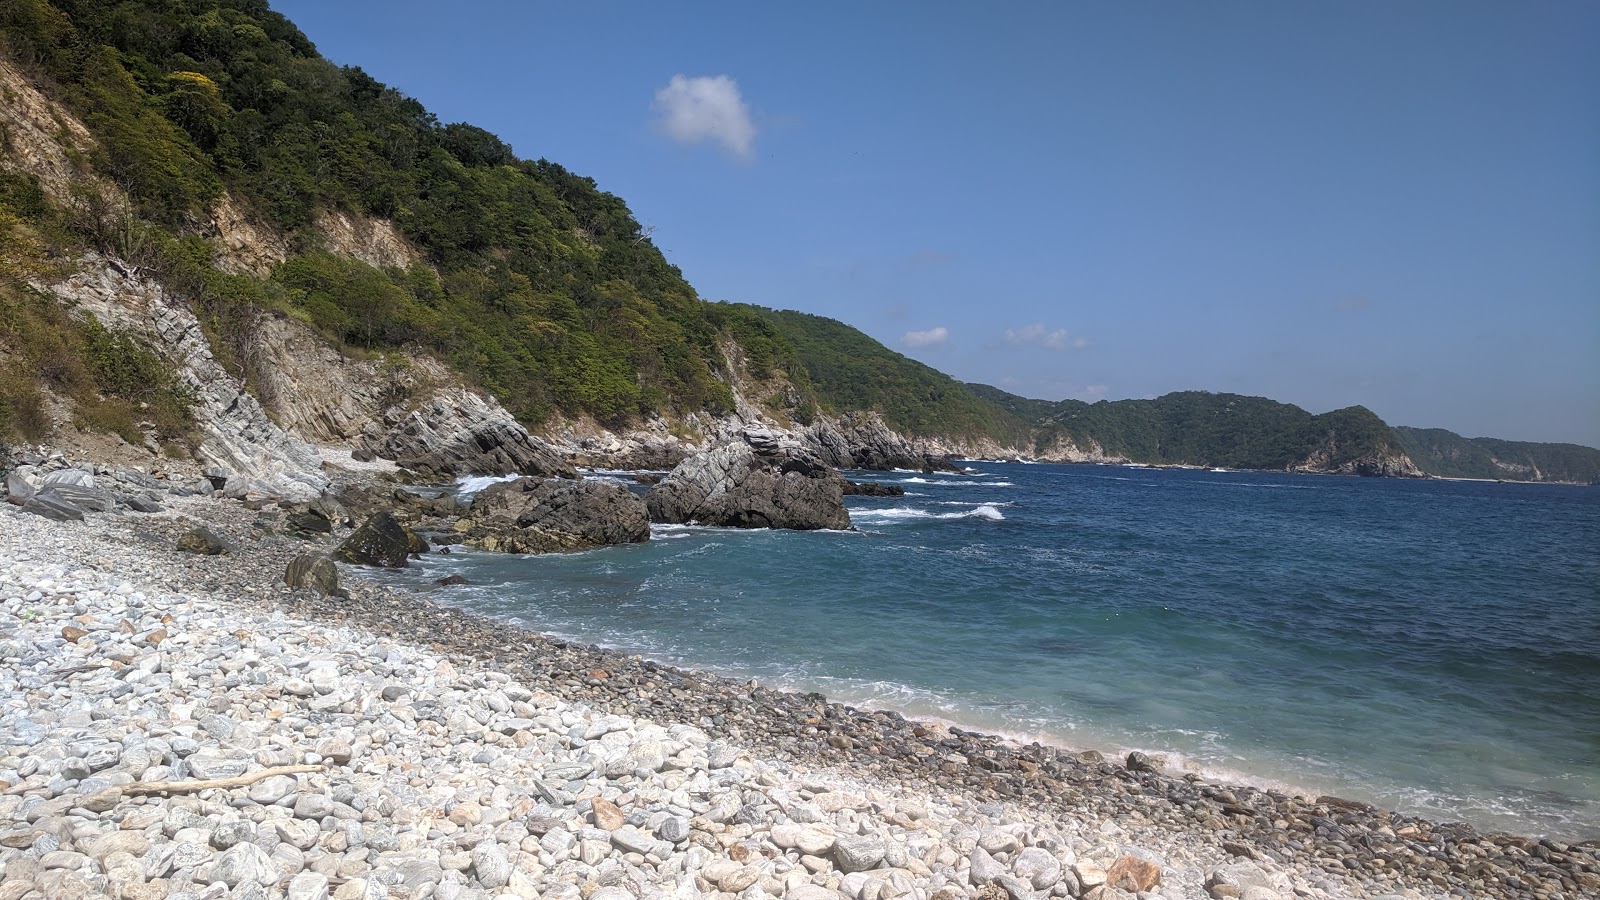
[1394,427,1600,484]
[743,306,1032,443]
[0,0,794,430]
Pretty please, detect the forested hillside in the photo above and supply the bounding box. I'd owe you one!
[0,0,799,430]
[741,307,1031,441]
[1394,427,1600,484]
[973,385,1415,473]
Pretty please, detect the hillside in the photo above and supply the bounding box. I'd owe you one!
[739,306,1031,442]
[0,0,802,432]
[972,385,1420,476]
[1394,427,1600,484]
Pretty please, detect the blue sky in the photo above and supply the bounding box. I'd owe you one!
[272,1,1599,446]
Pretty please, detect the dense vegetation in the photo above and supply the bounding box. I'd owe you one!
[0,176,192,445]
[744,307,1032,441]
[0,0,797,426]
[973,385,1410,471]
[1394,427,1600,484]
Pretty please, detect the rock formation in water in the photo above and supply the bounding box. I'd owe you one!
[646,427,851,531]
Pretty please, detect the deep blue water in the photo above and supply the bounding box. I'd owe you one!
[383,463,1600,840]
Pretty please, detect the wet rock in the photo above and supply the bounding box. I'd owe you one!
[335,512,415,567]
[646,427,851,530]
[460,477,650,554]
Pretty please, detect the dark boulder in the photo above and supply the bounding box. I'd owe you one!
[458,477,650,554]
[286,509,333,538]
[645,427,851,531]
[22,490,86,523]
[842,480,905,497]
[284,553,341,596]
[435,574,472,586]
[335,512,417,568]
[176,526,232,555]
[125,496,163,513]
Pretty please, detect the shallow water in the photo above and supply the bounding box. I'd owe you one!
[381,463,1600,840]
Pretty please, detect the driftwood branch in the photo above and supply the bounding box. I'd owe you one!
[86,764,324,808]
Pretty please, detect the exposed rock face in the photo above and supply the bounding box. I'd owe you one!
[456,478,650,554]
[45,260,329,503]
[646,428,851,531]
[1296,437,1424,478]
[801,413,957,473]
[371,389,577,479]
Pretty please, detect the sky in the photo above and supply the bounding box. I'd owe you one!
[271,1,1600,446]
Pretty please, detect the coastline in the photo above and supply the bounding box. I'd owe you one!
[3,487,1596,899]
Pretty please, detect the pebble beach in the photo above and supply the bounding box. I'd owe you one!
[2,473,1596,900]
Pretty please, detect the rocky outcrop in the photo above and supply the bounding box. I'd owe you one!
[1296,437,1424,479]
[646,427,851,531]
[370,389,576,479]
[45,259,329,503]
[842,480,905,497]
[454,477,650,554]
[801,413,958,473]
[336,512,419,568]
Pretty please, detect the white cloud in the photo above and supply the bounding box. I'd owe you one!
[1004,323,1089,351]
[1083,384,1107,397]
[902,327,949,348]
[652,74,756,159]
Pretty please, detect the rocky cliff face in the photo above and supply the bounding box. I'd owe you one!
[45,259,330,502]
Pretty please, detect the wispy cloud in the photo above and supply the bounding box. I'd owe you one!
[902,327,949,348]
[1082,384,1107,397]
[1003,323,1089,351]
[652,74,756,160]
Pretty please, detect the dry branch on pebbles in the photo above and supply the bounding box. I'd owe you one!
[0,492,1594,900]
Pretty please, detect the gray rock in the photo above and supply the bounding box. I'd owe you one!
[970,846,1007,885]
[294,793,335,820]
[375,388,577,480]
[335,512,415,568]
[462,477,651,554]
[21,491,85,522]
[1012,847,1063,889]
[610,825,658,856]
[210,821,254,850]
[646,429,851,530]
[210,841,276,888]
[833,834,887,874]
[176,526,231,555]
[125,496,163,513]
[656,815,689,844]
[288,872,331,900]
[470,840,511,888]
[4,471,36,504]
[39,482,110,511]
[185,751,248,780]
[285,553,340,596]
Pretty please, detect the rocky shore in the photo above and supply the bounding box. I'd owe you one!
[2,475,1596,900]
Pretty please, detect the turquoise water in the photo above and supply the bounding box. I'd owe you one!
[388,463,1600,840]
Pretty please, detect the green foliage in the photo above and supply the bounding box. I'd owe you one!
[743,306,1031,441]
[1394,427,1600,484]
[0,0,773,427]
[975,386,1411,471]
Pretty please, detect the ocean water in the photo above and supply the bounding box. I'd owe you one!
[387,463,1600,840]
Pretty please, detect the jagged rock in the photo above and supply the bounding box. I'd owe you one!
[434,574,471,586]
[286,508,333,538]
[39,482,110,511]
[457,477,650,554]
[1106,856,1162,893]
[124,496,163,513]
[374,389,576,479]
[21,489,86,522]
[177,526,231,555]
[4,471,34,505]
[842,480,905,497]
[41,468,95,488]
[46,260,329,502]
[336,512,416,567]
[284,554,340,596]
[646,429,851,530]
[802,412,959,472]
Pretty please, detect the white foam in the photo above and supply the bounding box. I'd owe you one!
[454,473,520,498]
[896,478,1015,487]
[851,504,1006,524]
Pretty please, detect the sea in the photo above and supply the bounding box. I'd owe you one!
[377,462,1600,842]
